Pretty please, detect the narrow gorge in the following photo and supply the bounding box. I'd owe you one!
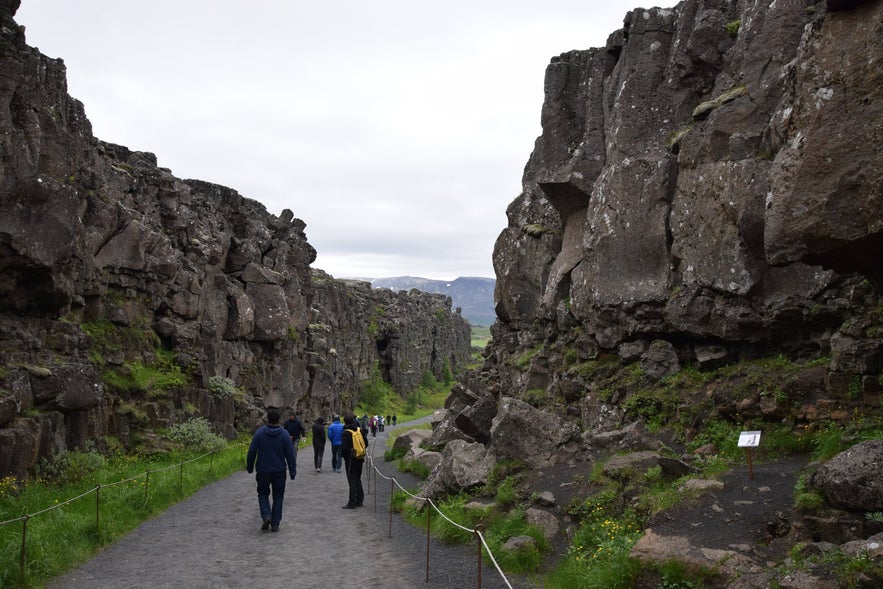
[0,0,470,477]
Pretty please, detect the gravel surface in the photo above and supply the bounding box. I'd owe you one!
[46,419,535,589]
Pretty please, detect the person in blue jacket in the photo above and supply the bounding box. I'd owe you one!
[327,413,344,473]
[246,406,297,532]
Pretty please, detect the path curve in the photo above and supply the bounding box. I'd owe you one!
[47,418,533,589]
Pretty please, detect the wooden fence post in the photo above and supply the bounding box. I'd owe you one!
[20,515,29,584]
[95,485,101,533]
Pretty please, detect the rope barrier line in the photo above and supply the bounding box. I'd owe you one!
[0,443,246,529]
[3,440,249,585]
[476,529,512,586]
[364,439,514,589]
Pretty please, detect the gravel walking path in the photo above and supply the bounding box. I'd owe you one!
[46,419,535,589]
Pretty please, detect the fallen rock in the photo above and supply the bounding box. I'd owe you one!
[533,490,556,507]
[392,428,432,456]
[640,340,681,380]
[585,420,661,452]
[525,507,559,541]
[402,447,442,474]
[489,396,578,466]
[679,478,725,494]
[420,439,495,498]
[630,528,762,580]
[502,535,537,552]
[810,440,883,511]
[840,532,883,560]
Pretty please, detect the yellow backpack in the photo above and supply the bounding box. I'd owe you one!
[350,428,366,459]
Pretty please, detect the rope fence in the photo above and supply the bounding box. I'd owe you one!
[0,443,244,585]
[2,432,513,588]
[363,436,514,589]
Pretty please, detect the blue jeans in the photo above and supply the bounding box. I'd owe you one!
[255,471,287,527]
[331,445,342,472]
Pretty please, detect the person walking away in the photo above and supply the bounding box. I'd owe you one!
[359,416,370,443]
[327,414,344,473]
[341,414,365,508]
[370,415,377,438]
[311,416,326,472]
[283,410,306,464]
[392,413,397,426]
[246,406,297,532]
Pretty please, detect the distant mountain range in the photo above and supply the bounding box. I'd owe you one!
[368,276,496,326]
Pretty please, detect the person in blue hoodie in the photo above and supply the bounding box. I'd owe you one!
[327,413,344,473]
[246,406,297,532]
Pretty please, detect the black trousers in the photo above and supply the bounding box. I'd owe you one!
[313,442,325,469]
[344,456,364,506]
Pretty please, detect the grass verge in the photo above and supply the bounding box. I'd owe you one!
[0,441,247,588]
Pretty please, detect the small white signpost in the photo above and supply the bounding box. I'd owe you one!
[738,430,761,480]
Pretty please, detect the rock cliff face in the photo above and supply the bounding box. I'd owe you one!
[0,1,470,478]
[429,0,882,486]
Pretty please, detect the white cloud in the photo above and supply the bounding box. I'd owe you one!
[16,0,648,280]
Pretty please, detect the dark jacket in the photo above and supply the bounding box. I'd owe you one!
[246,424,297,478]
[311,421,326,446]
[341,423,365,461]
[283,416,306,442]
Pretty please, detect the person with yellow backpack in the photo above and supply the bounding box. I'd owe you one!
[341,414,366,508]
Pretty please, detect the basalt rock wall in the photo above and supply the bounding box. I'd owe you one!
[429,0,882,489]
[490,0,882,389]
[0,2,470,478]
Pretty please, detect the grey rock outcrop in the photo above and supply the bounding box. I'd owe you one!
[810,440,883,512]
[423,0,883,501]
[421,439,496,498]
[489,396,578,466]
[0,3,470,478]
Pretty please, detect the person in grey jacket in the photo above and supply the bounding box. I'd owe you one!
[246,407,297,532]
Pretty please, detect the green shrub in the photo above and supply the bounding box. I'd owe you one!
[36,445,107,487]
[360,364,392,409]
[398,459,431,479]
[208,376,241,400]
[548,502,642,588]
[810,422,847,461]
[165,417,226,452]
[794,472,826,510]
[482,508,548,574]
[493,476,520,510]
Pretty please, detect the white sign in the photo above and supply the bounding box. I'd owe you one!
[738,431,762,448]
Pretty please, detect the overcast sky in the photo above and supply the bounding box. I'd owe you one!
[16,1,652,280]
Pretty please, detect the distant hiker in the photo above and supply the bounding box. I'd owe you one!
[370,415,378,437]
[385,414,391,431]
[311,416,326,472]
[392,414,397,426]
[327,414,344,473]
[341,414,365,509]
[283,410,306,462]
[246,406,297,532]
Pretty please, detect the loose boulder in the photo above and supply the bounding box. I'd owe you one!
[420,439,495,498]
[810,440,883,511]
[489,396,578,466]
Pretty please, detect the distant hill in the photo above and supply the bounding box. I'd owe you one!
[370,276,496,326]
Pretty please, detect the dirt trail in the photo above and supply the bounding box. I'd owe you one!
[46,421,530,589]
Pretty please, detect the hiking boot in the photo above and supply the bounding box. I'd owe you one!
[261,518,271,531]
[270,526,279,532]
[342,504,356,509]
